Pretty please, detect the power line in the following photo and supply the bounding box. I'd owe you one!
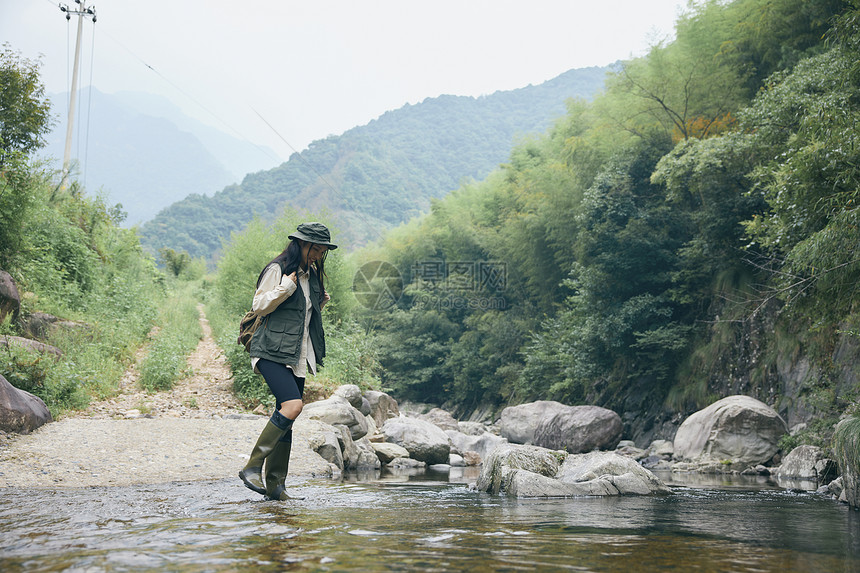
[251,108,387,243]
[95,28,283,166]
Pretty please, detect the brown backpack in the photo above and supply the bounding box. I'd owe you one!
[237,310,263,353]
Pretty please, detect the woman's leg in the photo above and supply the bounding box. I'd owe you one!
[239,360,304,495]
[257,359,305,421]
[258,364,306,501]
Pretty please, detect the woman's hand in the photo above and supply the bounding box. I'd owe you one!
[321,290,331,308]
[286,271,297,285]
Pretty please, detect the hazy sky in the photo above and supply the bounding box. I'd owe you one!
[3,0,689,163]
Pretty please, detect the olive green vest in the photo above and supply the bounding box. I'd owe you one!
[249,268,325,369]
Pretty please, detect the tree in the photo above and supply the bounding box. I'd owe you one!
[0,44,53,164]
[159,247,192,278]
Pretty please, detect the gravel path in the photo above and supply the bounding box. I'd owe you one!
[0,306,328,489]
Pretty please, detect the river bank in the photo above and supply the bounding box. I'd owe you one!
[0,307,317,489]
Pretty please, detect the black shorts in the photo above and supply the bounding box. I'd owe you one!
[256,358,306,409]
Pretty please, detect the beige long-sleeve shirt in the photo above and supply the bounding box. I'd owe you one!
[250,264,316,378]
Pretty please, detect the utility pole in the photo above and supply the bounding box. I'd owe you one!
[58,1,97,189]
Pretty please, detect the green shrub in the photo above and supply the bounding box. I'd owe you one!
[137,282,201,392]
[834,415,860,463]
[0,342,88,417]
[205,299,272,409]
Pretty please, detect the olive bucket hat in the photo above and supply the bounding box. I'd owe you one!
[288,222,338,250]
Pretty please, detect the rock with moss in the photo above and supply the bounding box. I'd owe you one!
[673,395,787,467]
[475,443,670,498]
[776,445,837,486]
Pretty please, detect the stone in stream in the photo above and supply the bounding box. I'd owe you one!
[776,445,837,485]
[475,443,670,497]
[673,395,787,467]
[500,400,623,453]
[302,395,369,440]
[381,416,451,465]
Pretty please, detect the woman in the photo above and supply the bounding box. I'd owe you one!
[239,222,336,500]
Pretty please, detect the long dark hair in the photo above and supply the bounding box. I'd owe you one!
[256,239,328,296]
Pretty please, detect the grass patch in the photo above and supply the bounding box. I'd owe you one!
[834,415,860,477]
[137,281,202,392]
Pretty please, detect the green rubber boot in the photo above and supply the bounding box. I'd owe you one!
[239,411,293,495]
[265,436,305,501]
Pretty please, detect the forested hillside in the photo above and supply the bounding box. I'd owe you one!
[139,66,609,259]
[351,0,860,446]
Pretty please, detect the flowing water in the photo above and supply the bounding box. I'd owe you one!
[0,467,858,572]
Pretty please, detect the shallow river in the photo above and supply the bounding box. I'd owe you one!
[1,467,858,572]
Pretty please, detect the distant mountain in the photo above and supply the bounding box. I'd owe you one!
[139,65,611,258]
[40,89,280,225]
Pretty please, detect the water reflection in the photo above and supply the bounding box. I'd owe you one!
[0,468,857,572]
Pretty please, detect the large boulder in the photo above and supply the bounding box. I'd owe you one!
[776,445,837,484]
[0,374,52,433]
[673,395,787,466]
[364,390,400,428]
[0,271,20,324]
[301,395,368,440]
[499,401,571,444]
[533,405,623,453]
[381,416,451,465]
[476,444,562,494]
[476,443,669,498]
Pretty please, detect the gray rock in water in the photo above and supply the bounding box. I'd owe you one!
[0,374,52,433]
[476,444,562,494]
[834,418,860,509]
[370,441,410,464]
[295,419,344,470]
[476,443,670,498]
[302,395,369,440]
[776,445,835,483]
[533,405,623,453]
[446,429,507,461]
[382,416,451,465]
[557,451,670,495]
[673,395,787,466]
[353,437,382,470]
[499,401,571,445]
